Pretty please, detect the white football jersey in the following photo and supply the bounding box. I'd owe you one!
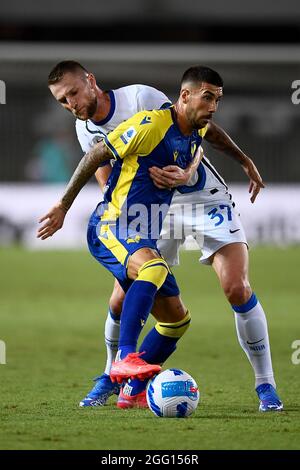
[76,84,170,153]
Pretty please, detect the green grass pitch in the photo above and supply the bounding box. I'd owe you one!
[0,246,300,450]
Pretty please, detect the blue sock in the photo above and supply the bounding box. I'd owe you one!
[118,280,157,359]
[139,327,178,364]
[127,377,149,394]
[128,328,179,395]
[232,292,258,313]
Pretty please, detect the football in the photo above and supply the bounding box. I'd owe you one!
[146,368,200,418]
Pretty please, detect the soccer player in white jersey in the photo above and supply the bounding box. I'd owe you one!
[46,61,283,412]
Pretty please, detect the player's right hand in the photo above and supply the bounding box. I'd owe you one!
[37,203,67,240]
[242,158,265,203]
[149,166,189,189]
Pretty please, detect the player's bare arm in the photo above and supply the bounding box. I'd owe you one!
[149,146,203,189]
[95,165,113,192]
[37,141,112,240]
[205,121,265,203]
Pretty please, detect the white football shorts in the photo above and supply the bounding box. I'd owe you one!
[157,189,248,266]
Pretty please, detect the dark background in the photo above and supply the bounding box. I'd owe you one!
[1,0,300,183]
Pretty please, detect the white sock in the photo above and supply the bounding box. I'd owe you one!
[104,310,120,376]
[233,293,276,389]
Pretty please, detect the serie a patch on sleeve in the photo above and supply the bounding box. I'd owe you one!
[120,126,137,144]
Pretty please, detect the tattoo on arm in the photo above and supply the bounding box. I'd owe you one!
[60,141,112,212]
[205,121,248,164]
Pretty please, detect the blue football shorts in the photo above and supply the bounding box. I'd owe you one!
[87,205,180,297]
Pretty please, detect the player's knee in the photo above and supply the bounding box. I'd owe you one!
[109,284,125,316]
[108,299,122,316]
[155,310,191,339]
[138,258,169,289]
[224,281,252,305]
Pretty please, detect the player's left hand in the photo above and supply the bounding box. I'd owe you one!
[149,165,190,189]
[37,203,67,240]
[242,158,265,203]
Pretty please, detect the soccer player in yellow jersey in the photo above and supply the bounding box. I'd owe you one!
[38,66,221,397]
[39,65,283,412]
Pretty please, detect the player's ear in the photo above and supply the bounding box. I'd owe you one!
[181,88,191,104]
[87,73,97,89]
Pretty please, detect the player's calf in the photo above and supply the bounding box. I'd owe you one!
[117,257,170,361]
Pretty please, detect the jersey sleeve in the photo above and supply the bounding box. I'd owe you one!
[136,85,171,111]
[103,113,153,160]
[76,120,111,168]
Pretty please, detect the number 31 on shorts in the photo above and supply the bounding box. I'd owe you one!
[208,204,232,226]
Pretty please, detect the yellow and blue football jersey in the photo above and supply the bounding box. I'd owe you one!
[87,106,207,293]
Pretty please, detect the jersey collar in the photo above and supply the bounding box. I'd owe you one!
[170,106,196,138]
[91,90,116,126]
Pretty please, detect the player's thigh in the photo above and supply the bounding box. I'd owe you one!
[211,242,249,287]
[152,295,187,323]
[127,247,161,279]
[198,200,247,265]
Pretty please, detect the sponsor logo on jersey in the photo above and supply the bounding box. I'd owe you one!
[120,126,137,144]
[229,228,240,234]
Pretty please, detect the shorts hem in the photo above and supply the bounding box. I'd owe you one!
[199,241,249,265]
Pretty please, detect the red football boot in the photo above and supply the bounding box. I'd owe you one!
[110,352,161,383]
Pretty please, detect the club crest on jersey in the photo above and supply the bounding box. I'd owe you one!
[140,115,152,125]
[173,150,179,162]
[120,126,137,144]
